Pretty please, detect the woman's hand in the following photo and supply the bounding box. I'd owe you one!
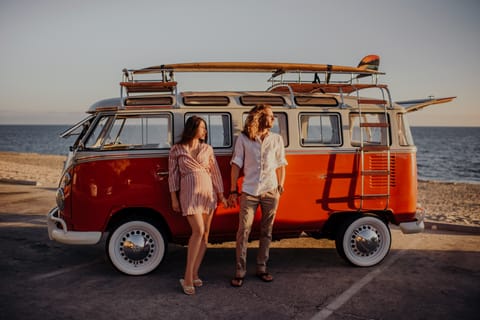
[170,192,181,213]
[171,199,181,213]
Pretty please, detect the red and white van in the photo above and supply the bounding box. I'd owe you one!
[47,56,454,275]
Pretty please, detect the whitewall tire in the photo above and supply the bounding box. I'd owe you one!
[335,215,391,267]
[107,220,166,275]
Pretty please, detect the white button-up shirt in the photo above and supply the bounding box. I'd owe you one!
[231,132,287,196]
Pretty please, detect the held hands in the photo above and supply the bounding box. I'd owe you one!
[217,193,229,209]
[227,191,239,208]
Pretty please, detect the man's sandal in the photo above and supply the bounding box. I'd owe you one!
[256,272,273,282]
[230,277,244,287]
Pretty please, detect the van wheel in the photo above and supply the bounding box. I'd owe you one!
[335,215,391,267]
[107,219,167,275]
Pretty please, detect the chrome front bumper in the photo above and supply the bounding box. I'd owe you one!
[399,207,425,234]
[47,207,102,245]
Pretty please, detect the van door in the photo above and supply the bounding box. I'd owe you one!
[71,113,178,231]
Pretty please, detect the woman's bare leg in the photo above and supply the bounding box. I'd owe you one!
[184,214,205,286]
[192,213,214,279]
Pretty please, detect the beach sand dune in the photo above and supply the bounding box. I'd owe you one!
[0,152,478,226]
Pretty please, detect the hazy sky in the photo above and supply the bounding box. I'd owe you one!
[1,0,479,126]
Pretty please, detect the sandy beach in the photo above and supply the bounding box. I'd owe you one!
[0,151,478,226]
[0,152,65,187]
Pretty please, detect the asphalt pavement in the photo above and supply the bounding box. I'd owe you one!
[0,184,479,320]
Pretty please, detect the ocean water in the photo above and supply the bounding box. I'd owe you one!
[411,127,480,184]
[0,125,73,155]
[0,125,478,184]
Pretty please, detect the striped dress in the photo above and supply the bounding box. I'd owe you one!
[168,143,224,216]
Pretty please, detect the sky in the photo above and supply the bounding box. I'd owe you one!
[1,0,479,126]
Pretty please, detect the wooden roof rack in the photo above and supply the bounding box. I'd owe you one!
[118,55,388,108]
[120,81,177,93]
[268,83,388,94]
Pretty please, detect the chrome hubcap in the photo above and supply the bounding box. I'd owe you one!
[120,230,155,265]
[350,225,380,256]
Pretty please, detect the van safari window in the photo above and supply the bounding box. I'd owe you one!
[85,114,172,150]
[240,95,285,106]
[241,112,288,146]
[295,96,338,107]
[350,113,390,147]
[186,113,232,148]
[299,113,341,146]
[183,96,230,106]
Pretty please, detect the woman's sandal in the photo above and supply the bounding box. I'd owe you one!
[256,272,273,282]
[179,279,195,295]
[193,278,203,287]
[230,277,244,287]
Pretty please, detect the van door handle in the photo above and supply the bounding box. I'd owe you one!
[156,171,169,176]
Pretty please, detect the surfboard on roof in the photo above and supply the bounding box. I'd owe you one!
[132,56,384,75]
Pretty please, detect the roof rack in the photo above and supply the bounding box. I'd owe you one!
[119,56,386,108]
[120,68,178,108]
[268,83,388,94]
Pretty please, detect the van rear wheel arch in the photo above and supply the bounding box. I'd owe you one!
[322,211,391,238]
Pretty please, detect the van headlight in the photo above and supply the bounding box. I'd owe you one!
[56,172,71,210]
[59,172,71,189]
[56,188,65,210]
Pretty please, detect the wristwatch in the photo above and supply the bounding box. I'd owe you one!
[277,185,284,194]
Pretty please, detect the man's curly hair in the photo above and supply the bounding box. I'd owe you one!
[242,104,272,140]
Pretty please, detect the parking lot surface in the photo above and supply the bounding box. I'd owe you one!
[1,185,479,320]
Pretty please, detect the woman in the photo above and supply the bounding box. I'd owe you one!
[168,116,227,295]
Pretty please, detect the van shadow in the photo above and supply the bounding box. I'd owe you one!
[158,243,352,283]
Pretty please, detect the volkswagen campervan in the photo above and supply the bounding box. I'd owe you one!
[47,55,454,275]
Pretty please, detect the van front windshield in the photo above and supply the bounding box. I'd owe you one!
[84,114,172,150]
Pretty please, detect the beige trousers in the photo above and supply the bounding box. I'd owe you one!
[235,189,280,277]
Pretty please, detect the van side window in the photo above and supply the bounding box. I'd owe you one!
[350,113,390,147]
[186,113,232,148]
[397,113,414,146]
[85,114,172,150]
[241,112,288,146]
[299,113,341,146]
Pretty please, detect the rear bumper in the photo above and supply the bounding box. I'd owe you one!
[47,207,102,245]
[399,207,425,234]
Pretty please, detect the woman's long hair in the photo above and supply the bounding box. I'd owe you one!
[178,115,208,145]
[242,104,272,140]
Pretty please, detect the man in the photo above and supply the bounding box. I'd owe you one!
[228,104,287,287]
